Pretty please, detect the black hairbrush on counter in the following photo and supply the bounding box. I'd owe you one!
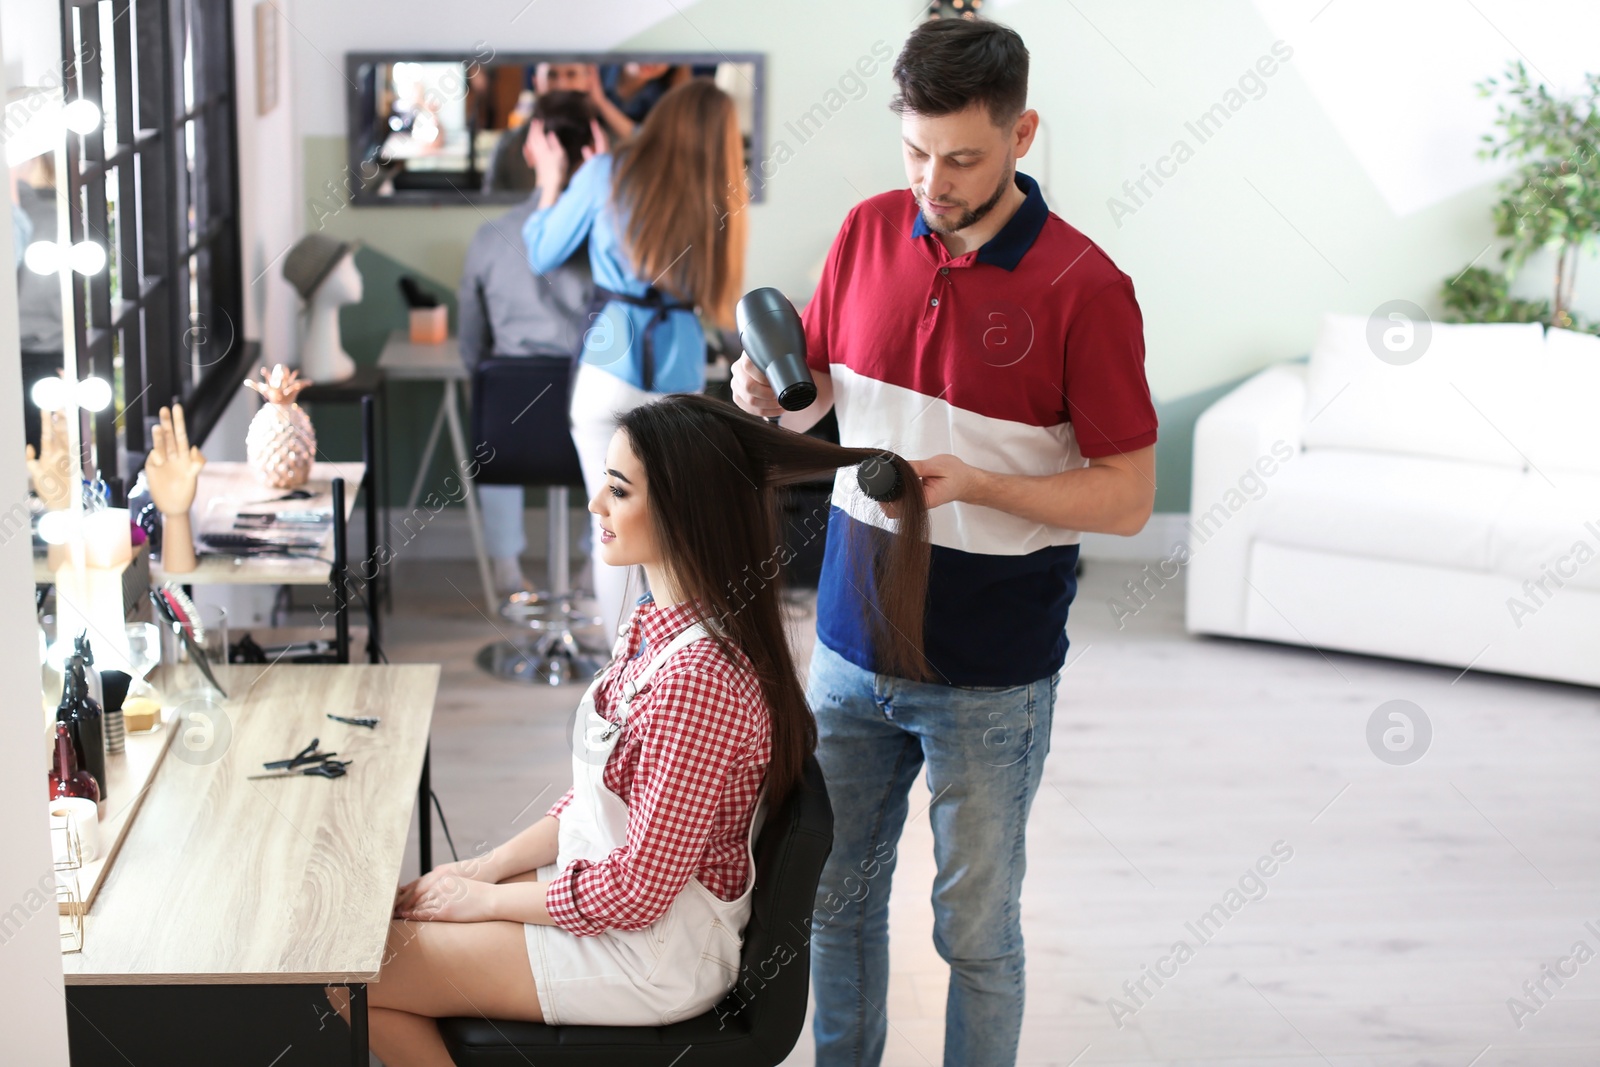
[736,288,817,415]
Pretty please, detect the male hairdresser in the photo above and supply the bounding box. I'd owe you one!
[733,19,1158,1067]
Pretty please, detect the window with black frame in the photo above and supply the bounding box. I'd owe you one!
[10,0,245,491]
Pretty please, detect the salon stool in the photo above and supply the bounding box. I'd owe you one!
[438,755,834,1066]
[470,355,606,685]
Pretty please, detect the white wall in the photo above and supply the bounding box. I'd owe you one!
[0,0,59,90]
[0,15,74,1062]
[235,0,301,371]
[271,0,1600,512]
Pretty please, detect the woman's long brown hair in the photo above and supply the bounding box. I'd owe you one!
[610,79,749,329]
[617,395,931,806]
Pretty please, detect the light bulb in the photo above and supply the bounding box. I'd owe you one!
[61,98,103,135]
[24,240,61,275]
[77,377,113,412]
[31,376,68,412]
[37,510,72,545]
[70,241,107,276]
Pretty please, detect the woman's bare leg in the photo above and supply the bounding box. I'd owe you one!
[325,918,544,1067]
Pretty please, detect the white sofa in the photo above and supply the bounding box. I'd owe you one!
[1185,314,1600,688]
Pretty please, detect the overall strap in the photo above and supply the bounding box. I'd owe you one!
[621,621,712,705]
[590,285,692,393]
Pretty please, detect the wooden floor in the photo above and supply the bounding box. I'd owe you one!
[375,556,1600,1067]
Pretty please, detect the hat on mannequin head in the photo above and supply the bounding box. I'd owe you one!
[282,234,355,301]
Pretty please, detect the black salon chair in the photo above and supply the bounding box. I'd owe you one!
[438,754,834,1066]
[470,355,606,684]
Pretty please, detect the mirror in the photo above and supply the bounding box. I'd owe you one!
[10,146,64,455]
[344,52,766,206]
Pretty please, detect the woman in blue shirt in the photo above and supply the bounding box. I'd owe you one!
[523,78,748,636]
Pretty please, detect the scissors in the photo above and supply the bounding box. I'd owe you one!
[248,758,352,781]
[263,738,338,770]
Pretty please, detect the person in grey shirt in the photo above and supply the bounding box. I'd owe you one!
[458,91,596,596]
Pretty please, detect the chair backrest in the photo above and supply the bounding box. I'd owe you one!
[470,356,586,487]
[711,753,833,1057]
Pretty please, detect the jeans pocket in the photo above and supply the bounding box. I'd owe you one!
[970,691,1037,770]
[953,682,1028,694]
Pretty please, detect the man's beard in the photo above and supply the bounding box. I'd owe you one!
[919,165,1014,234]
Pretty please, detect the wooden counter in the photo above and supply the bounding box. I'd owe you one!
[62,662,437,986]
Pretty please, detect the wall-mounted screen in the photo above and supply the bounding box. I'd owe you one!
[344,52,766,206]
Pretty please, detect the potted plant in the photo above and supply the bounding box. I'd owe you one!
[1442,61,1600,331]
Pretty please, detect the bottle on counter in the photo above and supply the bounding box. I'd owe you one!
[48,721,101,804]
[73,632,105,710]
[56,656,107,803]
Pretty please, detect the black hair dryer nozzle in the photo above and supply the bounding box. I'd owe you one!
[736,287,817,414]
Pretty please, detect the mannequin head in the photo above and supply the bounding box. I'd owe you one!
[282,233,358,305]
[317,251,363,308]
[282,234,360,382]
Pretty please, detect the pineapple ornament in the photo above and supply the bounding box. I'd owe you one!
[243,365,317,488]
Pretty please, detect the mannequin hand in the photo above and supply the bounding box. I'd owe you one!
[25,409,74,511]
[394,867,502,923]
[907,454,976,511]
[145,404,206,515]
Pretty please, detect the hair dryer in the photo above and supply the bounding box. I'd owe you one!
[736,288,817,413]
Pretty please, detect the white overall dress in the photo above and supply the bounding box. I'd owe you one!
[524,621,767,1026]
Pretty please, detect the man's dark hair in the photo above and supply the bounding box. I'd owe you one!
[532,90,598,177]
[889,19,1029,126]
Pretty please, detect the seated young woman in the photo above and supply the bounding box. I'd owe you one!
[325,394,932,1067]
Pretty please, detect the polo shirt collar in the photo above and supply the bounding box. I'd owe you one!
[910,170,1048,272]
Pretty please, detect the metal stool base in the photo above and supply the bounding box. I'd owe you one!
[477,591,608,686]
[477,632,607,686]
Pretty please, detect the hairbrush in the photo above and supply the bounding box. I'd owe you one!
[856,454,903,503]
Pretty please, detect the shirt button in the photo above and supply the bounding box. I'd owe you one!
[940,267,950,276]
[930,298,939,307]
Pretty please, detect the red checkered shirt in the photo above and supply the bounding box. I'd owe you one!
[543,596,772,936]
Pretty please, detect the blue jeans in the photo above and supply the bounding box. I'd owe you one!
[806,640,1058,1067]
[479,484,526,559]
